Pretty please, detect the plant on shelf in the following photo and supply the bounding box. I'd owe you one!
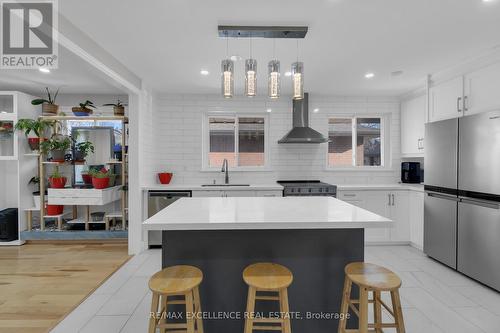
[14,118,52,151]
[28,176,45,209]
[73,141,95,162]
[72,100,96,116]
[40,134,72,162]
[31,87,60,115]
[103,99,127,116]
[89,167,112,189]
[48,166,67,189]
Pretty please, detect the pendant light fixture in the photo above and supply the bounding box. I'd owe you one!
[245,36,257,97]
[221,33,234,98]
[268,39,280,99]
[291,39,304,100]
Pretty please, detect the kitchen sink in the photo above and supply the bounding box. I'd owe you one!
[201,184,250,187]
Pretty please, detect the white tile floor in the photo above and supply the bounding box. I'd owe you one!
[50,246,500,333]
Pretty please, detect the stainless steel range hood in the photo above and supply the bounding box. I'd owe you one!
[278,93,329,144]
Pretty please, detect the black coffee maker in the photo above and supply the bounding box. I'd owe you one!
[401,162,422,183]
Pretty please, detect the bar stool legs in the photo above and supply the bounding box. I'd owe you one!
[338,262,406,333]
[148,266,204,333]
[243,263,294,333]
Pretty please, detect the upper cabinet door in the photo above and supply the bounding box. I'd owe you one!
[429,76,464,122]
[464,62,500,116]
[401,95,426,156]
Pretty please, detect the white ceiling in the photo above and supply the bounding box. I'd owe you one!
[39,0,500,96]
[0,47,126,95]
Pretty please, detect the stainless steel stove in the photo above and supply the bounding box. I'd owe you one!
[277,180,337,197]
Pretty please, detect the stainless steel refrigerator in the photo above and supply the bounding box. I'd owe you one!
[424,110,500,291]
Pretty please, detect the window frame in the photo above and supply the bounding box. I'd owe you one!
[325,114,391,171]
[202,112,271,171]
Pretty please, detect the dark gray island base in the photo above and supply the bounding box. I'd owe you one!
[162,228,363,333]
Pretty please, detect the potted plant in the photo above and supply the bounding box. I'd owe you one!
[31,87,60,115]
[73,141,94,162]
[40,135,72,162]
[103,99,127,116]
[89,168,111,189]
[72,100,96,116]
[28,176,43,209]
[48,166,67,189]
[14,118,51,151]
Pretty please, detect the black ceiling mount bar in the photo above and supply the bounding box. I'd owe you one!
[218,26,308,39]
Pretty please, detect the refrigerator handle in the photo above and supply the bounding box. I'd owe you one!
[427,192,460,202]
[460,198,500,210]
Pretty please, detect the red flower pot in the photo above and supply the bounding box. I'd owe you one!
[92,177,110,189]
[158,172,173,184]
[81,173,92,185]
[49,177,67,189]
[27,137,40,151]
[46,204,63,216]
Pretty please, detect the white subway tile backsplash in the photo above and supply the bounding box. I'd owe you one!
[144,94,401,186]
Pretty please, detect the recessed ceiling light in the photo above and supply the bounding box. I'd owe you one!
[230,55,242,61]
[365,72,375,79]
[483,0,495,3]
[284,71,292,77]
[200,70,209,75]
[266,108,272,113]
[313,108,319,113]
[39,67,50,73]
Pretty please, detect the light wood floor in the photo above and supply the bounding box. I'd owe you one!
[0,242,130,333]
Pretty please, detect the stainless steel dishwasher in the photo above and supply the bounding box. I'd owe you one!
[148,190,191,246]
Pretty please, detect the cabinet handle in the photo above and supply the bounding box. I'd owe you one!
[343,194,356,197]
[392,194,395,206]
[388,194,391,206]
[457,97,462,112]
[464,96,468,112]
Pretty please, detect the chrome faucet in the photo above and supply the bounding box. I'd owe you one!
[221,159,229,184]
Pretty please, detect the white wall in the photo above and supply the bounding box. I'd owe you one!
[144,94,401,186]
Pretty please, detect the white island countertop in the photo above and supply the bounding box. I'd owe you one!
[142,196,392,231]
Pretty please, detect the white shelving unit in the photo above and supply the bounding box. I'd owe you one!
[0,91,39,246]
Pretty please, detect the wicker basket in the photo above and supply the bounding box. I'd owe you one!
[42,103,59,115]
[113,106,125,116]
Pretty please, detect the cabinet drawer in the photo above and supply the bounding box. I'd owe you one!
[338,191,363,200]
[255,190,283,197]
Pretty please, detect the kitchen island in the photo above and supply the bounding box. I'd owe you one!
[142,196,392,333]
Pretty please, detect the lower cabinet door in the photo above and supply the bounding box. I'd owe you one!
[389,191,411,242]
[361,191,392,242]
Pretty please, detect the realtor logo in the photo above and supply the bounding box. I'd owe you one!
[1,0,58,69]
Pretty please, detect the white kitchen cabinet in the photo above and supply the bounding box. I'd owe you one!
[409,190,424,249]
[429,76,464,122]
[338,189,411,243]
[464,62,500,116]
[362,191,392,242]
[255,190,283,197]
[388,191,410,242]
[401,95,426,156]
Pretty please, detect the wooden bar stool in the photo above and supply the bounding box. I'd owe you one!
[148,265,204,333]
[338,262,405,333]
[243,262,293,333]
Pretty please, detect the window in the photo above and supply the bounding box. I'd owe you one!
[206,115,266,169]
[328,116,384,168]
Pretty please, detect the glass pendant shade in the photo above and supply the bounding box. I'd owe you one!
[268,60,280,99]
[245,59,257,97]
[291,61,304,100]
[221,59,234,98]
